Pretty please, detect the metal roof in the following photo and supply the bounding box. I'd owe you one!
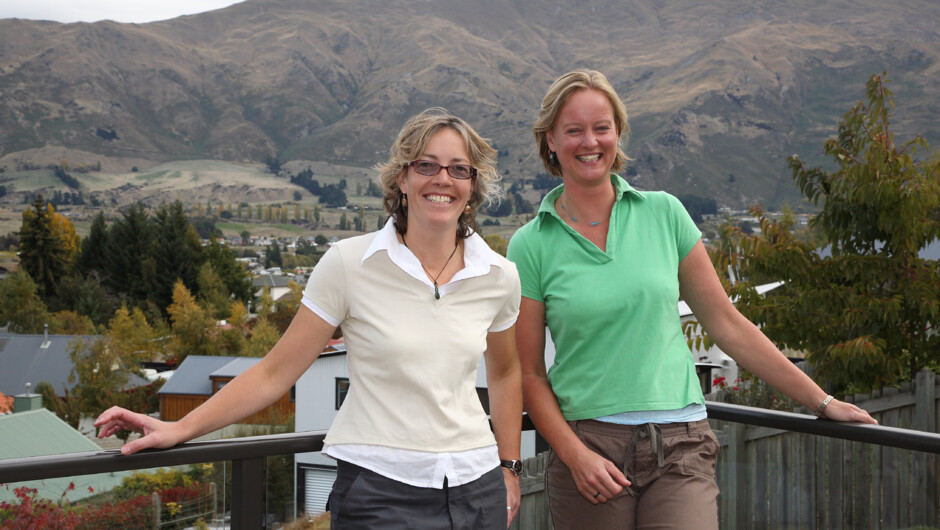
[210,357,262,379]
[251,274,294,288]
[0,333,95,397]
[0,333,151,397]
[0,409,131,503]
[158,355,241,395]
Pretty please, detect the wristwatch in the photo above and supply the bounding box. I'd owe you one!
[500,459,523,476]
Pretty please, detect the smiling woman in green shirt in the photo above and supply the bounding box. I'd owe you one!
[507,69,877,530]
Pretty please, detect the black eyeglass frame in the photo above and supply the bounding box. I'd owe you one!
[407,160,477,180]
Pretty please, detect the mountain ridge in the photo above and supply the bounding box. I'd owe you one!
[1,0,938,208]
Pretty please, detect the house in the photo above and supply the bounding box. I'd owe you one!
[0,400,131,503]
[158,355,293,424]
[252,274,295,304]
[0,331,149,399]
[293,340,540,516]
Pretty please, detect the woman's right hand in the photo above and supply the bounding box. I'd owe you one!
[94,406,186,455]
[566,445,631,504]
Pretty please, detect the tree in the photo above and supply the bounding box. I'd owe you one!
[35,381,82,429]
[149,201,201,314]
[77,211,110,278]
[197,262,231,319]
[719,73,940,393]
[17,195,79,300]
[166,280,218,362]
[105,203,154,301]
[483,234,509,257]
[0,270,50,333]
[201,239,254,304]
[245,316,280,357]
[264,243,283,269]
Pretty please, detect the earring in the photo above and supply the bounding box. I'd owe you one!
[402,194,408,208]
[549,151,557,165]
[464,204,472,214]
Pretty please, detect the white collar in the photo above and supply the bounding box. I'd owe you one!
[362,218,504,295]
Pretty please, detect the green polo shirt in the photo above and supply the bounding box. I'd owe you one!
[507,174,703,420]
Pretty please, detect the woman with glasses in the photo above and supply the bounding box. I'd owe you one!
[96,108,524,529]
[506,70,877,529]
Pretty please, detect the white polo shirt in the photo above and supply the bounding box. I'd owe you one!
[302,219,520,487]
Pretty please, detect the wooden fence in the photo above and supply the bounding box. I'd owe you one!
[512,369,940,530]
[712,368,938,529]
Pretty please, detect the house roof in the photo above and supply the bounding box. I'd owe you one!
[158,355,242,395]
[0,409,130,503]
[210,357,262,379]
[0,333,94,397]
[0,333,151,397]
[678,281,784,318]
[252,274,294,288]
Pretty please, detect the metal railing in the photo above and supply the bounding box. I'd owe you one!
[2,404,939,528]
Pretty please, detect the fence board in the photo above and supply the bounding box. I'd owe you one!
[800,433,814,528]
[514,371,940,529]
[881,408,900,528]
[843,438,855,528]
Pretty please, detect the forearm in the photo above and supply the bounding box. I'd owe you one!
[713,314,827,410]
[173,360,288,441]
[522,373,586,465]
[488,367,523,460]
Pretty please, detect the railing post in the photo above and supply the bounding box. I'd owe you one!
[232,457,264,530]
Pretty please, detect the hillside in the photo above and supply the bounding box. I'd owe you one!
[1,0,938,209]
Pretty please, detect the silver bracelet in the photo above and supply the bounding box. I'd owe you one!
[815,395,834,418]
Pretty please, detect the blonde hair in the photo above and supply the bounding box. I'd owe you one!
[375,108,499,238]
[533,69,631,177]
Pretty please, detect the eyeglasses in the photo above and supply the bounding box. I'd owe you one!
[408,160,476,180]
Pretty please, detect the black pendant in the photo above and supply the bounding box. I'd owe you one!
[434,282,441,300]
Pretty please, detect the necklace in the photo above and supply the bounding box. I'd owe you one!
[560,199,601,226]
[402,235,459,300]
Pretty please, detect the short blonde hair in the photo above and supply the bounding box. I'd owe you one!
[376,108,499,238]
[533,70,631,177]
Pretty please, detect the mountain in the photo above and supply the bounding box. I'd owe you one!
[1,0,938,209]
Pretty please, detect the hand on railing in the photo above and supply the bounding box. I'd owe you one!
[94,406,186,455]
[819,397,878,424]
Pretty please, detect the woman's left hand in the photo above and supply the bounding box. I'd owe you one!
[503,468,521,527]
[821,398,878,424]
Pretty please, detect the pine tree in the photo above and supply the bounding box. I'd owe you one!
[105,203,154,301]
[149,201,201,314]
[18,195,79,300]
[78,211,109,277]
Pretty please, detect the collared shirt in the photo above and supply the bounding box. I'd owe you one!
[508,174,705,422]
[302,219,519,488]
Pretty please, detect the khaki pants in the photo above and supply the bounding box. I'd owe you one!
[545,419,720,530]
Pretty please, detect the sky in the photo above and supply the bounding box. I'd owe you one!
[0,0,245,24]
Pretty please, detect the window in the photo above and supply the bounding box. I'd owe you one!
[335,378,350,410]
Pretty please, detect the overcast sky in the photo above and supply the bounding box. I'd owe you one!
[0,0,245,24]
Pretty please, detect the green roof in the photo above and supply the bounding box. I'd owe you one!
[0,409,131,503]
